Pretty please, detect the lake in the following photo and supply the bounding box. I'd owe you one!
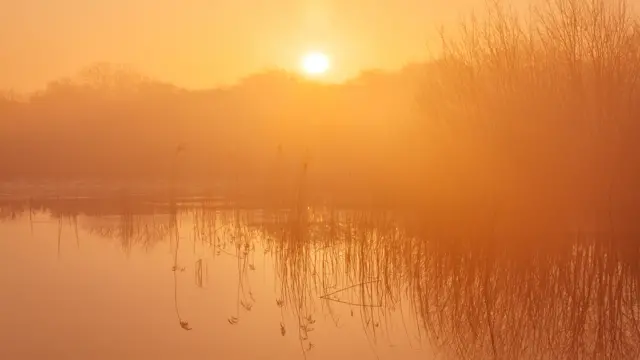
[1,192,638,359]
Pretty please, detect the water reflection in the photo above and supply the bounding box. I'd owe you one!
[1,197,639,359]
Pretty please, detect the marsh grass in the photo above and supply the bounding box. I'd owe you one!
[418,0,640,241]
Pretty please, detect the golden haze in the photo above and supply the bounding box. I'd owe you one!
[0,0,495,91]
[3,1,640,359]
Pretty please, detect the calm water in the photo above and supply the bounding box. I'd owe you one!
[0,200,427,360]
[1,196,640,359]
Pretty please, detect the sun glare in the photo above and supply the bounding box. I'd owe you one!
[301,52,330,76]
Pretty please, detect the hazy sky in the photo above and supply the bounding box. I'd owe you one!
[0,0,489,91]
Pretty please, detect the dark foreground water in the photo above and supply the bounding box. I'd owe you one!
[1,193,639,359]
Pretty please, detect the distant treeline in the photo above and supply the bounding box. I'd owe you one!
[0,63,424,202]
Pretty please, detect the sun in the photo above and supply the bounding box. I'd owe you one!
[301,52,330,76]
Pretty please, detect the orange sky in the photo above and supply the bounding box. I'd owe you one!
[0,0,490,91]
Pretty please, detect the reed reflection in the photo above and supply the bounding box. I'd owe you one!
[2,198,639,359]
